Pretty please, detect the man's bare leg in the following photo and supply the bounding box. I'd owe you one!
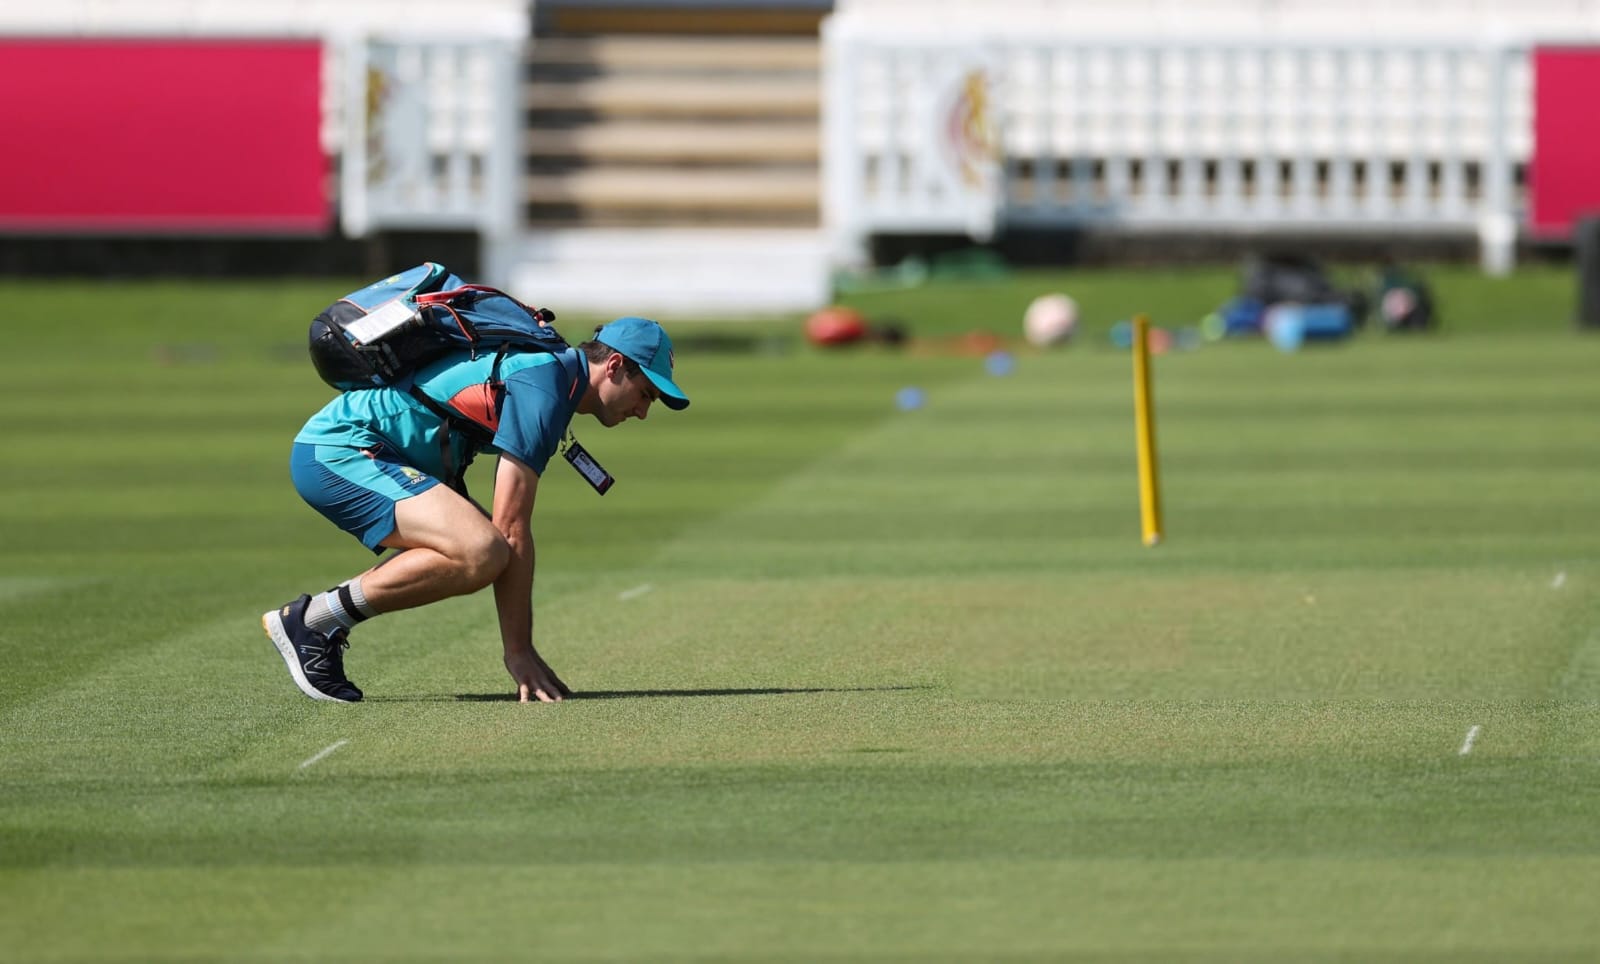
[358,484,510,614]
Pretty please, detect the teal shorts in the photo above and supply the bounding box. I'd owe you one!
[290,442,440,552]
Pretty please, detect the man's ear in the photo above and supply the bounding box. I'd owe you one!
[604,352,626,381]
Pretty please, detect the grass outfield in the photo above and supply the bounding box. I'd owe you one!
[3,266,1600,961]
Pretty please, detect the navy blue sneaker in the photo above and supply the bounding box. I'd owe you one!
[261,594,363,703]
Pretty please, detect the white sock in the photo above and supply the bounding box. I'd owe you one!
[340,577,379,618]
[305,579,375,635]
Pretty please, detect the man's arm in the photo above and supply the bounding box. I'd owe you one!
[490,453,572,703]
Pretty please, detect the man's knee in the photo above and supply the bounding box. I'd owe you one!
[458,529,510,589]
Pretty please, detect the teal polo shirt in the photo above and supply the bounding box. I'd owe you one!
[295,347,589,481]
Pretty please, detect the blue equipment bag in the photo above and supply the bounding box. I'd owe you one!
[308,263,568,392]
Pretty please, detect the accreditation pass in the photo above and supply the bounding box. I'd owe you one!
[562,434,614,495]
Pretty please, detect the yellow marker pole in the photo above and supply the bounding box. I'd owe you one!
[1131,314,1164,546]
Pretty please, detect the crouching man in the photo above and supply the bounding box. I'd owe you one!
[262,315,689,703]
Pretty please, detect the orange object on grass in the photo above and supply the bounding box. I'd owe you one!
[804,306,869,346]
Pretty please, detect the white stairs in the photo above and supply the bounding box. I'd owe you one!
[509,27,829,316]
[506,228,830,318]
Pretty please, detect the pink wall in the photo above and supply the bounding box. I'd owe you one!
[0,38,326,233]
[1530,46,1600,239]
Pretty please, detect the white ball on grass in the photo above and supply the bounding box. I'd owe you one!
[1023,293,1078,347]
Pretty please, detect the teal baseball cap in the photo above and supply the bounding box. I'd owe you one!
[595,316,689,410]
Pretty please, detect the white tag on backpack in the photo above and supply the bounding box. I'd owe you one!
[344,298,419,346]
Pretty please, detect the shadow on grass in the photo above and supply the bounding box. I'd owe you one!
[364,685,933,703]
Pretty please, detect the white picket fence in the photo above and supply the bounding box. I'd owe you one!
[335,30,1535,290]
[336,39,521,247]
[823,27,1531,272]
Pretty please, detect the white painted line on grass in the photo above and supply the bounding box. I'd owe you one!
[1552,571,1567,590]
[1458,725,1482,757]
[618,583,653,601]
[298,739,349,770]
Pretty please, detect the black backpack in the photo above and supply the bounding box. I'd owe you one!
[309,262,568,393]
[307,263,573,493]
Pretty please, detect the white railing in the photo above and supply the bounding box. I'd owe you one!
[338,37,521,253]
[823,26,1530,272]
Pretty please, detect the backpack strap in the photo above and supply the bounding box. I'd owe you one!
[551,346,586,397]
[405,385,494,497]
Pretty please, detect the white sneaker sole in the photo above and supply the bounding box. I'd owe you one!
[261,610,355,703]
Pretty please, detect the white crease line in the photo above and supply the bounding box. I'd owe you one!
[1552,571,1567,589]
[1458,725,1482,757]
[618,583,653,601]
[298,739,349,770]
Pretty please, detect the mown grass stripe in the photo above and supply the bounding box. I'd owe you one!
[0,577,92,604]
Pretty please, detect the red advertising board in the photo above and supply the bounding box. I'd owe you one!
[0,38,326,233]
[1530,46,1600,239]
